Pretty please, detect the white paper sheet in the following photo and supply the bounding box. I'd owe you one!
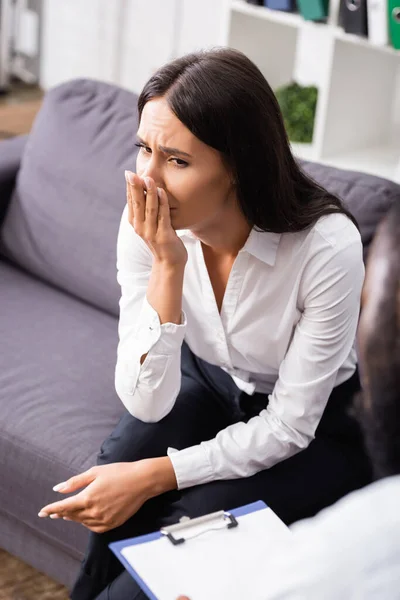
[121,507,291,600]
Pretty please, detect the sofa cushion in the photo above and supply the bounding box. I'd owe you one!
[300,159,400,261]
[0,258,124,557]
[0,79,140,317]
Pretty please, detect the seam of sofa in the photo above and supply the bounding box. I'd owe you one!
[0,506,85,561]
[0,425,97,474]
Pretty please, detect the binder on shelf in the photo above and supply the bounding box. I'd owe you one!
[264,0,296,12]
[366,0,388,45]
[389,0,400,48]
[110,501,291,600]
[339,0,368,36]
[297,0,329,21]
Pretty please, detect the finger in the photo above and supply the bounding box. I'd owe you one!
[126,177,133,224]
[52,468,97,494]
[143,176,159,238]
[38,494,87,517]
[129,171,145,226]
[62,509,92,524]
[157,187,172,230]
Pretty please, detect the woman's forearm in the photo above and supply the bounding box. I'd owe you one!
[140,261,185,365]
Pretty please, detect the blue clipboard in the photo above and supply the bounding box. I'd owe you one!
[110,500,267,600]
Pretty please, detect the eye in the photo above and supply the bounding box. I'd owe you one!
[134,143,188,168]
[171,158,188,168]
[134,142,150,153]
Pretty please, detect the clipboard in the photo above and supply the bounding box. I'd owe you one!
[110,501,291,600]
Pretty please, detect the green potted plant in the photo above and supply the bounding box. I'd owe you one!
[275,82,318,144]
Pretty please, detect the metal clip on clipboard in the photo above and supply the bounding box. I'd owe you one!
[160,510,239,546]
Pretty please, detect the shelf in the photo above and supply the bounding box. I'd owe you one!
[229,3,299,89]
[318,142,400,183]
[333,27,400,57]
[291,141,400,183]
[231,0,302,28]
[228,0,400,183]
[290,141,319,162]
[231,0,400,55]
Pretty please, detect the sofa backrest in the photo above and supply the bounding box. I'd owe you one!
[0,79,140,317]
[299,159,400,262]
[0,78,399,317]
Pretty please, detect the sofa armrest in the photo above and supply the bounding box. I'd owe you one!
[0,135,28,225]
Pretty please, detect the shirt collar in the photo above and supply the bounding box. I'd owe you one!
[176,229,197,241]
[177,227,282,267]
[242,228,281,266]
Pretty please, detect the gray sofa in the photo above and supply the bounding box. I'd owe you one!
[0,78,399,591]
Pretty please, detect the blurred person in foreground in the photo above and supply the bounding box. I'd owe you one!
[179,201,400,599]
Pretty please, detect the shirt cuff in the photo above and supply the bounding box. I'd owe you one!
[137,295,187,356]
[167,444,214,490]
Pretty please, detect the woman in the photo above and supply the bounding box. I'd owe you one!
[39,48,371,599]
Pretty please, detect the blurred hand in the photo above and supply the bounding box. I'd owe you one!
[125,171,187,267]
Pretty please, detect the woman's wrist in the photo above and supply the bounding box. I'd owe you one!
[146,456,178,498]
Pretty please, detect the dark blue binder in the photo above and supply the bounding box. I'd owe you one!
[110,501,268,600]
[264,0,296,11]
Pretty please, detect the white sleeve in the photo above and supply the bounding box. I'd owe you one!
[256,480,400,599]
[114,205,186,422]
[168,233,365,489]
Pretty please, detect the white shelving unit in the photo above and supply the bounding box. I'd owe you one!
[226,0,400,183]
[38,0,400,182]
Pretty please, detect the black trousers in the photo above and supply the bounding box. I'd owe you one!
[70,341,371,600]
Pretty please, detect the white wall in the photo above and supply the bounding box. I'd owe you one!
[40,0,182,93]
[177,0,231,55]
[118,0,177,93]
[40,0,120,89]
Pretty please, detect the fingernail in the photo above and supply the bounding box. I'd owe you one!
[38,511,48,518]
[125,170,135,184]
[144,176,152,190]
[53,482,67,492]
[157,187,162,199]
[50,514,60,519]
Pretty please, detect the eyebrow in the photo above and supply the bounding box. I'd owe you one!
[136,135,193,159]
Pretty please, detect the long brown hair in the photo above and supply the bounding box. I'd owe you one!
[138,47,358,233]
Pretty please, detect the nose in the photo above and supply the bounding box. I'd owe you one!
[139,161,163,189]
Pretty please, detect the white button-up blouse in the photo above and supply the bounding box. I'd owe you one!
[114,204,364,490]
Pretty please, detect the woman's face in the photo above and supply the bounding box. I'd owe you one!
[136,97,236,231]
